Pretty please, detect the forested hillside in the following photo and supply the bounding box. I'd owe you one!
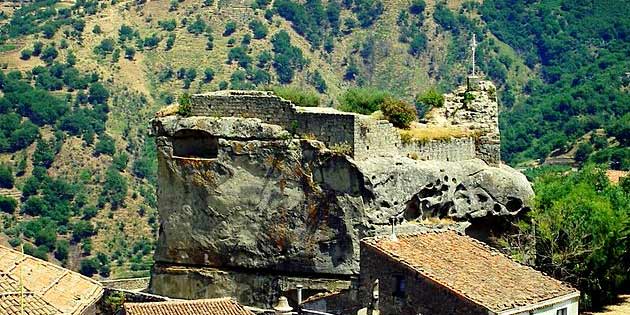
[0,0,627,280]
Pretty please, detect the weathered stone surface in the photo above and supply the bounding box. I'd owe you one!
[149,116,533,306]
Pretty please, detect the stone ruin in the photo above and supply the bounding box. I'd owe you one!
[179,77,500,165]
[148,79,532,307]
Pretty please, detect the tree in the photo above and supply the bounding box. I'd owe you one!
[0,196,17,213]
[33,139,55,168]
[40,45,58,63]
[380,97,418,128]
[0,164,14,188]
[409,0,426,15]
[339,88,390,114]
[503,166,630,309]
[249,20,268,39]
[203,68,215,83]
[55,240,69,261]
[223,21,237,36]
[79,258,100,276]
[100,167,128,209]
[88,83,109,105]
[72,220,95,242]
[94,134,116,156]
[415,88,444,118]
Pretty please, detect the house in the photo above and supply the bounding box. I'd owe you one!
[0,245,103,315]
[122,297,255,315]
[359,231,580,315]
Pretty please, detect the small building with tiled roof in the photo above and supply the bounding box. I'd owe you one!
[122,297,255,315]
[0,245,103,315]
[359,231,579,315]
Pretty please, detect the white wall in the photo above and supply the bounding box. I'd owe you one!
[511,296,579,315]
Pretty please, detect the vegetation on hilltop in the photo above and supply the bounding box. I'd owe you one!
[503,165,630,309]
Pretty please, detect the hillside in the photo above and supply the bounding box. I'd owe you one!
[0,0,627,280]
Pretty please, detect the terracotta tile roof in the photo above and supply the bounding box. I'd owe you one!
[123,298,255,315]
[0,246,103,315]
[606,170,628,184]
[362,231,579,313]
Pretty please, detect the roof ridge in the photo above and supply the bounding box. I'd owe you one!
[125,297,236,306]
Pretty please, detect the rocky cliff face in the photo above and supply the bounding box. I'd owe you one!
[148,114,533,306]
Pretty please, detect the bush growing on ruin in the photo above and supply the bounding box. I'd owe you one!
[177,93,192,117]
[380,97,417,128]
[271,86,320,107]
[339,88,390,115]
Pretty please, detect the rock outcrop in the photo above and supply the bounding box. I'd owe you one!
[149,112,533,306]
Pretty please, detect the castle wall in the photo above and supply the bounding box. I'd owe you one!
[400,138,476,162]
[188,88,498,164]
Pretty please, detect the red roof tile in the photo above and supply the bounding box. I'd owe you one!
[123,298,255,315]
[362,231,579,313]
[0,246,103,315]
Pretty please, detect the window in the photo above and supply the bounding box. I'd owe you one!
[556,308,567,315]
[393,275,406,298]
[172,130,218,159]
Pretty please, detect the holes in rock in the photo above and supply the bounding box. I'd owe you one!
[452,178,457,183]
[440,185,449,192]
[172,129,218,159]
[493,204,502,213]
[380,200,392,208]
[476,194,488,203]
[455,184,466,192]
[436,179,441,186]
[444,176,449,182]
[506,198,523,212]
[418,187,441,198]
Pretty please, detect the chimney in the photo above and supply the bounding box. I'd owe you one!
[296,284,303,305]
[389,216,398,241]
[273,296,293,315]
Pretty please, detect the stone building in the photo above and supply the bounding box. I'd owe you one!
[359,231,579,315]
[0,245,103,315]
[148,82,534,306]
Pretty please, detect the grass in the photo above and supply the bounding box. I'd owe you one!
[399,124,469,144]
[0,44,16,53]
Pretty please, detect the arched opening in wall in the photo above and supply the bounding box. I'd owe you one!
[172,130,218,159]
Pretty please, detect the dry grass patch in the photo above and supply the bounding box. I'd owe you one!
[399,124,469,144]
[155,104,179,117]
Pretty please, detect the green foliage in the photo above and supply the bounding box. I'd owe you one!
[54,239,69,261]
[481,0,630,164]
[409,0,425,15]
[72,220,95,242]
[33,139,56,168]
[380,97,417,128]
[0,164,14,188]
[187,16,206,35]
[504,166,630,309]
[79,257,100,276]
[223,21,237,36]
[99,167,128,209]
[158,19,177,31]
[309,70,327,93]
[177,93,192,117]
[271,86,320,107]
[20,49,32,60]
[415,89,444,118]
[249,20,268,39]
[271,31,306,83]
[0,196,17,213]
[203,68,215,83]
[339,88,390,115]
[94,134,116,156]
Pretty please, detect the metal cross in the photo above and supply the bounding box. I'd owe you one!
[471,34,477,76]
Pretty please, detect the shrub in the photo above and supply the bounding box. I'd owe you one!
[0,164,14,188]
[339,88,390,115]
[249,20,268,39]
[416,88,444,108]
[72,220,95,242]
[203,68,215,83]
[94,134,115,156]
[55,240,69,261]
[20,49,33,60]
[381,97,417,128]
[177,93,192,116]
[0,196,17,213]
[223,21,237,36]
[79,258,100,276]
[272,86,320,107]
